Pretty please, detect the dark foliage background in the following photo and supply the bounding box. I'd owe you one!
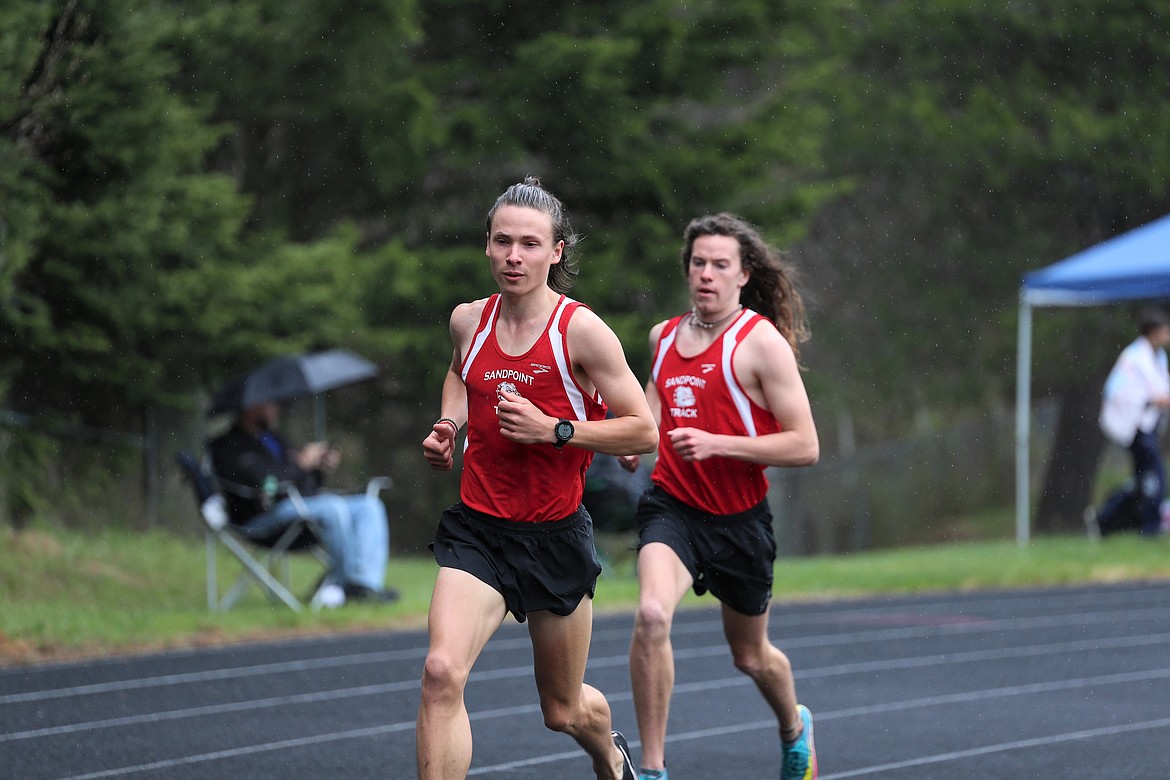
[3,0,1168,548]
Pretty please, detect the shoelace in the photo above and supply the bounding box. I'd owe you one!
[782,746,809,778]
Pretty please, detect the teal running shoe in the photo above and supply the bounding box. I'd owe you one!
[780,704,817,780]
[639,768,668,780]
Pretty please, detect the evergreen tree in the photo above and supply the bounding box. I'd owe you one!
[1,1,247,425]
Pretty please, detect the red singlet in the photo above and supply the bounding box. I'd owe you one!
[459,294,607,522]
[649,309,780,515]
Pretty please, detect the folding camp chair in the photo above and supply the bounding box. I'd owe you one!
[176,451,361,612]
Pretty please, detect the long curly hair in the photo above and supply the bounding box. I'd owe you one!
[680,213,810,360]
[485,176,581,294]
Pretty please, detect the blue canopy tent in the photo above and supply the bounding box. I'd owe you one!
[1015,214,1170,545]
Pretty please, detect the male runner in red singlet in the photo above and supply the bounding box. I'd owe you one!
[619,214,821,780]
[417,177,657,780]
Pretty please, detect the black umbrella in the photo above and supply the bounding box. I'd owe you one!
[208,349,380,416]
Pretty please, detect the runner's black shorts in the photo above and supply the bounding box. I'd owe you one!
[635,484,776,616]
[431,502,602,624]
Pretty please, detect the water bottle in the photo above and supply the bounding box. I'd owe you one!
[262,474,278,509]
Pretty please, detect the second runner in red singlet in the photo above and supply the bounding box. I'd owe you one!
[649,308,781,515]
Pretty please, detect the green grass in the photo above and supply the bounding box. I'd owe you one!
[3,520,1169,666]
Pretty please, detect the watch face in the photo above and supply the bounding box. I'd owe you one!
[555,420,574,442]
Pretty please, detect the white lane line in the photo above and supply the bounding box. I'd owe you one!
[817,716,1170,778]
[591,585,1170,642]
[37,658,1170,777]
[49,702,548,780]
[468,671,1170,776]
[7,628,1170,744]
[7,601,1170,706]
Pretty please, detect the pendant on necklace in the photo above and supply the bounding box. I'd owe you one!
[690,305,742,330]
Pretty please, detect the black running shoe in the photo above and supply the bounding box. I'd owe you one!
[611,731,636,780]
[343,583,400,604]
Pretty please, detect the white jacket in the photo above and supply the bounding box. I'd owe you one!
[1099,336,1170,446]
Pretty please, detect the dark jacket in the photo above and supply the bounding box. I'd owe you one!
[208,425,323,526]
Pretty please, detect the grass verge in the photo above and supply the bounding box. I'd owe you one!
[2,522,1169,667]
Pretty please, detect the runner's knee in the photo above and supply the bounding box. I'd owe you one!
[633,599,674,644]
[537,689,588,734]
[540,703,575,733]
[733,643,790,680]
[420,651,469,704]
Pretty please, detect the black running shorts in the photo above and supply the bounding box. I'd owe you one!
[635,485,776,616]
[431,502,602,623]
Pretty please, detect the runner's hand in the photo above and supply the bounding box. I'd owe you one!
[423,423,456,471]
[617,454,640,472]
[496,390,551,445]
[667,427,717,462]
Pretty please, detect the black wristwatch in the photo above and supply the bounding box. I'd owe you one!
[553,419,575,449]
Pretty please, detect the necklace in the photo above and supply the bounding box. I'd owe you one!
[689,305,742,330]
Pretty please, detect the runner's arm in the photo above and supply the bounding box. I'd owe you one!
[563,308,658,456]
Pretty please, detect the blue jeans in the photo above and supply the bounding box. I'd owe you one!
[1097,430,1166,536]
[244,493,389,591]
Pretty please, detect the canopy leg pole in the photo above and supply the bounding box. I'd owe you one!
[1015,298,1034,547]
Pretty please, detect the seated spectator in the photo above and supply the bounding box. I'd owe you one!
[209,400,397,605]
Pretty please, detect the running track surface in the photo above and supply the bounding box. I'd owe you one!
[3,582,1169,779]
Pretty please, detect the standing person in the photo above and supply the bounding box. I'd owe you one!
[209,400,396,605]
[417,176,657,780]
[1087,307,1170,538]
[619,213,821,780]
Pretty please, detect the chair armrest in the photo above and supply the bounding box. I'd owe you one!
[365,476,393,497]
[201,494,230,531]
[278,476,392,515]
